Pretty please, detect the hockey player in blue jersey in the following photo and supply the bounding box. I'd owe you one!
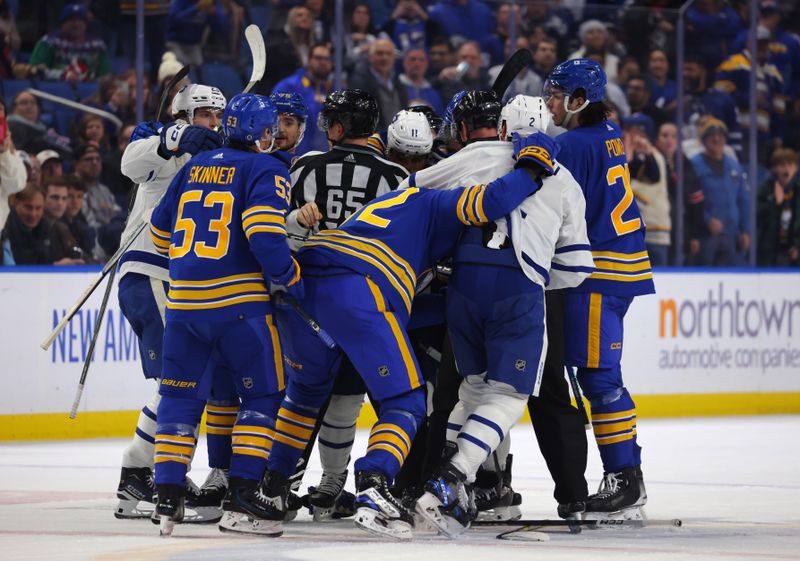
[234,132,556,540]
[148,93,302,537]
[544,59,656,520]
[270,92,308,155]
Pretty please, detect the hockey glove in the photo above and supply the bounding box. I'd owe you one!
[130,120,163,143]
[270,258,305,302]
[159,123,223,157]
[512,132,559,176]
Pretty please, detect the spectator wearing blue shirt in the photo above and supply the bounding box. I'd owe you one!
[647,49,677,114]
[271,43,333,155]
[428,0,495,43]
[690,118,750,266]
[165,0,230,67]
[685,0,744,71]
[479,2,521,67]
[379,0,443,58]
[399,48,444,115]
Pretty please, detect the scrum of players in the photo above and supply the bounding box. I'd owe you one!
[114,56,654,539]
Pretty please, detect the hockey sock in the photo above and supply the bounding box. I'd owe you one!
[154,396,205,486]
[480,432,510,472]
[577,366,642,473]
[121,390,160,469]
[318,393,362,474]
[355,388,425,481]
[269,399,320,478]
[205,400,239,469]
[449,375,527,482]
[230,394,282,481]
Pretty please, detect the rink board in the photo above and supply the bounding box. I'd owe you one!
[1,267,799,440]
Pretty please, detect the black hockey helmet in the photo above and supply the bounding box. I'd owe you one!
[318,89,379,138]
[407,105,444,135]
[450,90,502,142]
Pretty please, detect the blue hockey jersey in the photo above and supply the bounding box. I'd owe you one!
[555,121,655,297]
[150,148,297,322]
[298,168,540,324]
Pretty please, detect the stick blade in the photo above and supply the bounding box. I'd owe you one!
[244,24,266,92]
[491,48,533,99]
[156,64,191,122]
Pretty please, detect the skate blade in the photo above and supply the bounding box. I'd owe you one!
[114,498,155,519]
[354,507,413,541]
[159,517,176,537]
[476,505,522,522]
[284,508,298,522]
[312,506,335,522]
[182,505,223,524]
[583,505,646,523]
[414,493,468,539]
[218,511,283,537]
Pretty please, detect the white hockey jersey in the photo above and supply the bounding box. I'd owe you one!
[118,135,191,282]
[399,140,594,289]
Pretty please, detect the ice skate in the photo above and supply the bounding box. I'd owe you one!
[416,462,476,538]
[353,471,414,540]
[114,467,156,519]
[218,476,284,536]
[308,470,348,521]
[184,468,228,524]
[154,484,184,537]
[583,467,647,521]
[473,457,522,522]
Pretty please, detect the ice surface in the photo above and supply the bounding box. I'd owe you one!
[1,416,798,561]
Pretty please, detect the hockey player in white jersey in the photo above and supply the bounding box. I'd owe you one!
[115,84,230,522]
[410,92,594,536]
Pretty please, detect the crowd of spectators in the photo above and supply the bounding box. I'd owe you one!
[2,0,800,268]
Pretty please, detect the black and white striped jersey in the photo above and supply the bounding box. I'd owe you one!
[288,143,409,234]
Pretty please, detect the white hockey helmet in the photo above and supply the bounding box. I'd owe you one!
[171,84,227,123]
[499,94,552,140]
[387,110,433,156]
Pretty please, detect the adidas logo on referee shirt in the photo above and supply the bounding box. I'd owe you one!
[344,154,356,163]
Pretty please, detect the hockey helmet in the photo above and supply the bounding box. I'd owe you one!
[544,58,606,108]
[222,93,279,151]
[270,92,308,148]
[317,89,379,138]
[450,90,502,142]
[407,105,444,136]
[171,84,226,123]
[388,110,433,156]
[499,95,552,140]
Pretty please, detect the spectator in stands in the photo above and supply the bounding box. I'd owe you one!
[304,0,332,45]
[0,98,26,231]
[757,148,800,267]
[428,0,495,44]
[75,114,110,154]
[165,0,229,67]
[36,150,63,184]
[426,38,455,83]
[343,3,377,72]
[73,143,123,257]
[62,174,95,261]
[584,50,630,117]
[349,38,409,129]
[27,3,110,82]
[400,48,444,115]
[569,20,619,83]
[489,36,542,101]
[114,0,169,85]
[0,0,20,78]
[90,75,133,143]
[522,0,573,47]
[271,42,333,154]
[714,25,785,164]
[648,48,677,114]
[1,184,83,265]
[41,176,85,263]
[155,52,189,114]
[623,115,670,266]
[101,122,136,209]
[685,0,744,71]
[690,118,750,266]
[262,5,315,94]
[16,151,41,188]
[677,55,741,153]
[626,74,665,127]
[656,121,705,265]
[380,0,441,57]
[6,91,72,157]
[616,56,641,87]
[480,2,521,67]
[436,40,490,104]
[531,35,558,82]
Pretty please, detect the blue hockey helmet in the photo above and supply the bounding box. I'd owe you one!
[269,92,308,121]
[222,93,279,151]
[544,58,607,104]
[443,90,467,139]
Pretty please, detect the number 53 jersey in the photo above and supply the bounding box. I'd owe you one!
[555,121,655,297]
[150,148,297,322]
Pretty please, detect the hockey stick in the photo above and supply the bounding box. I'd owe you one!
[491,48,533,99]
[68,266,117,419]
[243,24,266,93]
[40,66,191,352]
[474,518,683,529]
[273,292,337,350]
[567,366,591,430]
[27,89,123,131]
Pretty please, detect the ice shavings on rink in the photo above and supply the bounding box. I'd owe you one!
[0,416,798,561]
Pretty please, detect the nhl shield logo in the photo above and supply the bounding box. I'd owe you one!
[515,359,526,372]
[148,349,157,360]
[378,365,390,377]
[243,377,254,389]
